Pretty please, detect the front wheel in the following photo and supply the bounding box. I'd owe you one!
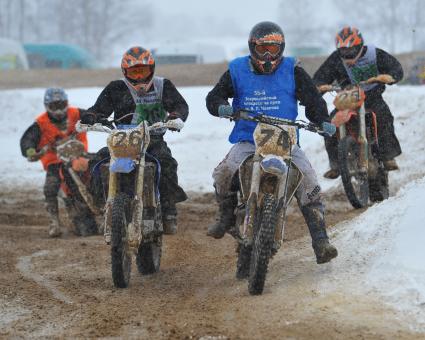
[338,136,369,208]
[111,193,132,288]
[248,194,278,295]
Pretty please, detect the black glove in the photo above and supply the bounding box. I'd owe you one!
[80,112,96,125]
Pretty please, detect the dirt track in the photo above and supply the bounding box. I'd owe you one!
[0,184,422,339]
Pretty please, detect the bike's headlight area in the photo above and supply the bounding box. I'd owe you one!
[260,155,288,176]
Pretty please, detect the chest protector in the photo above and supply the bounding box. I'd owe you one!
[125,77,167,128]
[228,56,298,144]
[343,45,379,92]
[36,107,88,170]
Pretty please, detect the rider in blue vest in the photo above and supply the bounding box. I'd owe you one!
[206,21,338,264]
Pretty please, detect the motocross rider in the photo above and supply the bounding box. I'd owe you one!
[314,26,403,179]
[20,88,92,237]
[80,46,188,235]
[205,21,338,264]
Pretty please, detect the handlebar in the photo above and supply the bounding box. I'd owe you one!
[75,118,184,134]
[233,110,325,135]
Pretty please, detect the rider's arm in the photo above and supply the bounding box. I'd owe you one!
[295,66,330,125]
[206,70,234,117]
[312,51,340,87]
[87,81,116,121]
[20,123,41,157]
[162,79,189,121]
[376,48,404,84]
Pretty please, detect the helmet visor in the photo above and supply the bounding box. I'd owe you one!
[126,65,153,81]
[338,46,362,60]
[254,44,281,56]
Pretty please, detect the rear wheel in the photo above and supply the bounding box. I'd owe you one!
[338,136,369,208]
[136,236,162,275]
[248,194,278,295]
[111,193,132,288]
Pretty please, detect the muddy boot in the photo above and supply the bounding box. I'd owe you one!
[383,159,399,171]
[163,216,177,235]
[162,204,178,235]
[207,193,237,239]
[313,239,338,264]
[48,215,62,238]
[300,202,338,264]
[46,199,62,238]
[323,168,340,179]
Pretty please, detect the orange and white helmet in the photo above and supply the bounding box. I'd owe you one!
[121,46,155,92]
[335,26,364,60]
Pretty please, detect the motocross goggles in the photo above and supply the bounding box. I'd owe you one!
[254,43,282,57]
[46,100,68,112]
[338,45,363,60]
[126,65,153,81]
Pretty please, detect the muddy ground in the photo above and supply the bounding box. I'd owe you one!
[0,183,423,339]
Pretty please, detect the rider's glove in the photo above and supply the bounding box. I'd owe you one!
[25,148,38,162]
[167,112,183,131]
[366,74,395,84]
[321,122,336,137]
[317,84,333,93]
[218,105,234,118]
[167,112,181,120]
[80,112,96,125]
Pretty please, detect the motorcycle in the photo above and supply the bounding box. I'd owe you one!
[29,135,100,236]
[319,81,389,208]
[225,111,325,295]
[77,117,184,288]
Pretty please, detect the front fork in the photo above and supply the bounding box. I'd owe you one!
[103,155,145,250]
[243,154,261,245]
[338,105,368,176]
[358,105,369,175]
[242,154,290,250]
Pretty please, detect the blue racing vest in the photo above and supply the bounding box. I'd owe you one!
[228,56,298,144]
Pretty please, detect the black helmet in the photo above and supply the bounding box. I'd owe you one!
[248,21,285,74]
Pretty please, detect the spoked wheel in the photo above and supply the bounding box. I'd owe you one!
[338,136,369,208]
[136,236,162,275]
[111,192,132,288]
[248,194,278,295]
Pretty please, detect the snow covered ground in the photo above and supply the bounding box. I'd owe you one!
[1,85,425,329]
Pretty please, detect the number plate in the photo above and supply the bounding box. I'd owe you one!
[253,123,297,158]
[107,128,145,159]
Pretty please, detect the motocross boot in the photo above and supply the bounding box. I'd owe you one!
[162,204,178,235]
[207,192,238,239]
[46,199,62,238]
[383,159,399,171]
[300,202,338,264]
[48,217,62,238]
[323,168,340,179]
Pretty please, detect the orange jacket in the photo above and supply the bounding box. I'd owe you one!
[36,107,88,170]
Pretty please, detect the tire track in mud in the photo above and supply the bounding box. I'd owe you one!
[16,250,74,305]
[0,185,422,339]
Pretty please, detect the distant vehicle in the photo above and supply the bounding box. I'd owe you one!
[0,38,29,70]
[152,42,226,65]
[287,45,326,57]
[23,43,96,69]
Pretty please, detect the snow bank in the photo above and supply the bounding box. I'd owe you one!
[322,176,425,330]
